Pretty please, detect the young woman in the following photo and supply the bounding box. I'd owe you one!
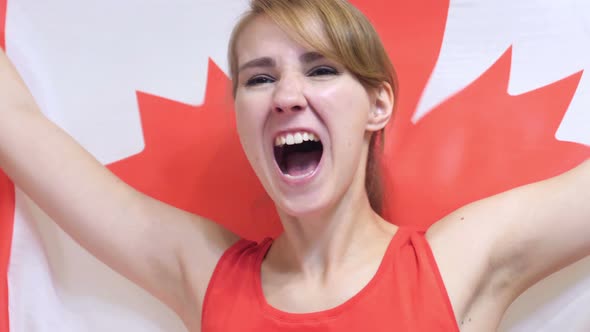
[1,0,589,331]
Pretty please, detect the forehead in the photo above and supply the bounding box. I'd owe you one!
[235,15,326,65]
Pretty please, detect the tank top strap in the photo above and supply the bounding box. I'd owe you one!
[255,237,274,260]
[398,226,459,330]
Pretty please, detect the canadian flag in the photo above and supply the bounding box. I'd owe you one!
[1,0,589,331]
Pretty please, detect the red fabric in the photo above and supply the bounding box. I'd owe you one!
[0,171,14,332]
[0,3,12,332]
[0,0,5,49]
[202,227,459,331]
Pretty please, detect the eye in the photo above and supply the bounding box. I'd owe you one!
[245,75,275,86]
[308,66,338,77]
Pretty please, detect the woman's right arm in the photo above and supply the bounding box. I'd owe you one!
[0,50,239,324]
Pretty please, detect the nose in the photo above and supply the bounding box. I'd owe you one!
[272,73,308,113]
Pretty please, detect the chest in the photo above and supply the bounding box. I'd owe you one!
[201,232,460,331]
[260,260,382,314]
[203,262,458,331]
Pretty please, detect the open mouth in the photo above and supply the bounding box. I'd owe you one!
[273,131,323,178]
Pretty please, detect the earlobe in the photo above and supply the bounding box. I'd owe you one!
[366,82,394,132]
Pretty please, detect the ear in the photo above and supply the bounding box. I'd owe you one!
[366,82,394,132]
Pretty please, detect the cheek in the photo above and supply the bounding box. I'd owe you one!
[317,85,372,175]
[235,98,265,162]
[316,83,371,139]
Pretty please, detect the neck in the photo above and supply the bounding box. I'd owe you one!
[271,177,395,279]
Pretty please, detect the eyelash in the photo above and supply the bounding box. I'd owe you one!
[308,66,338,77]
[245,75,275,86]
[245,66,339,87]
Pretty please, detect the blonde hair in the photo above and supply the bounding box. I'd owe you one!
[228,0,398,214]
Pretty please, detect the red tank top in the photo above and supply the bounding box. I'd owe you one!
[202,227,460,331]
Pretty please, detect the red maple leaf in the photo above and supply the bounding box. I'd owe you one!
[106,0,456,242]
[107,60,281,241]
[109,0,590,236]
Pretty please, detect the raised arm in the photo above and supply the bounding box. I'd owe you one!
[427,159,590,327]
[0,50,238,325]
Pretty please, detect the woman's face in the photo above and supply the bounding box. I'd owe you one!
[234,15,382,217]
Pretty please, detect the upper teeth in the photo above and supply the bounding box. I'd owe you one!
[274,131,320,146]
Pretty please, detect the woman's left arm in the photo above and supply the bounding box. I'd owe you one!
[427,158,590,319]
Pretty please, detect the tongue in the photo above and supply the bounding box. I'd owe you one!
[285,150,322,177]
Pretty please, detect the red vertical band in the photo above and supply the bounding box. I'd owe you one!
[0,1,12,330]
[0,0,6,49]
[0,171,14,332]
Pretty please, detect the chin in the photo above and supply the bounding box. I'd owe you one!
[273,189,337,219]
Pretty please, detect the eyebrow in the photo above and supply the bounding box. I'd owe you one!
[238,52,326,73]
[300,51,325,63]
